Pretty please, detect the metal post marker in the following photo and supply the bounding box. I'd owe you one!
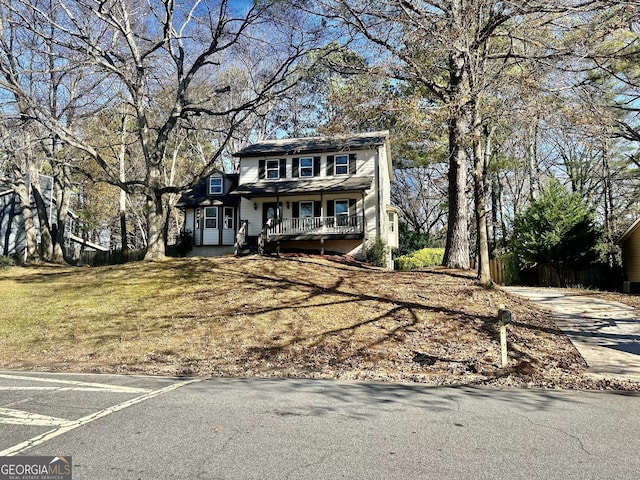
[498,304,512,368]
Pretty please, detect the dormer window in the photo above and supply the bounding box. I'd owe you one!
[209,177,223,195]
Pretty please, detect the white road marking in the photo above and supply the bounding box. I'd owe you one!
[0,378,201,456]
[0,373,152,394]
[0,386,126,392]
[0,408,69,427]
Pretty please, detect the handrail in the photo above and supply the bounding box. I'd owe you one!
[257,218,275,255]
[264,216,363,239]
[234,220,249,256]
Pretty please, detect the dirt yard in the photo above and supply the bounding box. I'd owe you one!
[1,254,638,390]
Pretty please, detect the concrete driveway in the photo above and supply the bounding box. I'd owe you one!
[504,287,640,381]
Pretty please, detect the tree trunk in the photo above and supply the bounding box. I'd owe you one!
[527,123,540,200]
[119,112,129,251]
[144,192,166,260]
[601,139,616,266]
[472,117,492,287]
[490,174,501,257]
[12,170,38,263]
[30,174,53,262]
[120,192,128,251]
[443,113,470,269]
[442,35,470,270]
[51,163,71,264]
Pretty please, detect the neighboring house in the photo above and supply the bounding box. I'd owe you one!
[175,171,240,257]
[617,218,640,293]
[0,186,22,258]
[1,176,107,260]
[1,176,58,260]
[231,130,398,267]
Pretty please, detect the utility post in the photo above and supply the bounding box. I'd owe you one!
[498,305,512,368]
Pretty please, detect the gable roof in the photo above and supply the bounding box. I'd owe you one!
[175,174,239,208]
[617,217,640,245]
[232,131,390,158]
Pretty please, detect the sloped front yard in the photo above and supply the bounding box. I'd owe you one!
[0,255,637,389]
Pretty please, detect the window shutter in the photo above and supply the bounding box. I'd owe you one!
[349,199,356,215]
[314,201,322,217]
[313,157,321,177]
[326,155,334,176]
[259,160,265,179]
[279,158,287,178]
[327,200,335,217]
[349,154,357,174]
[292,158,299,177]
[292,201,300,218]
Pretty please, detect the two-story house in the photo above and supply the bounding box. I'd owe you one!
[231,131,398,267]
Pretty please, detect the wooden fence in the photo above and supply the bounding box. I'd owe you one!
[490,259,505,285]
[471,259,506,285]
[520,264,623,291]
[67,248,146,267]
[472,259,621,290]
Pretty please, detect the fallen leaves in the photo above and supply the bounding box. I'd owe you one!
[1,254,639,390]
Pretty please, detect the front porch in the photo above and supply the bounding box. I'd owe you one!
[264,215,364,241]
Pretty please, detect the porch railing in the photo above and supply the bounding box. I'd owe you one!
[234,220,249,255]
[265,215,363,238]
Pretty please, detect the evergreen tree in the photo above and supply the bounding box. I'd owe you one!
[511,179,601,286]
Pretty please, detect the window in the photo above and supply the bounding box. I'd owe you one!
[335,200,349,226]
[267,160,280,179]
[335,155,349,175]
[388,212,395,232]
[209,177,223,194]
[195,208,201,230]
[224,207,234,229]
[205,207,218,229]
[299,201,314,218]
[299,157,313,177]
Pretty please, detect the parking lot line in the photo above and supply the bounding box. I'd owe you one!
[0,373,152,394]
[0,408,69,427]
[0,378,201,456]
[0,386,131,392]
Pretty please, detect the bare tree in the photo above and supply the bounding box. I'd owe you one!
[0,2,81,264]
[0,0,327,260]
[310,0,607,285]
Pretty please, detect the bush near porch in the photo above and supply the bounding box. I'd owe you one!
[395,248,445,270]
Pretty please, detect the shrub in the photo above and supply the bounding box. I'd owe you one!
[177,230,193,257]
[501,252,520,285]
[397,223,434,257]
[395,248,445,271]
[365,236,389,268]
[0,256,16,271]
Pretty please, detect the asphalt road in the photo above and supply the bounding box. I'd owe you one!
[1,372,639,479]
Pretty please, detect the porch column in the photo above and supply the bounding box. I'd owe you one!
[361,192,366,237]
